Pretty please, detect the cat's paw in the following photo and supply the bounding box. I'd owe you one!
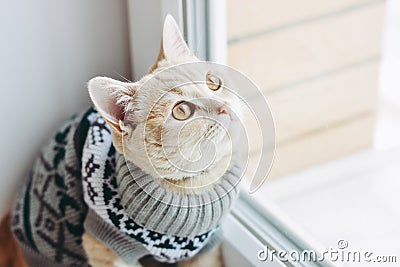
[178,246,223,267]
[114,258,143,267]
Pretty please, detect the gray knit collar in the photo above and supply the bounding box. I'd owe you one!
[81,111,242,263]
[117,153,242,237]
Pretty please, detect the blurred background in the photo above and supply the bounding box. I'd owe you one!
[227,0,384,179]
[226,0,400,263]
[0,0,399,265]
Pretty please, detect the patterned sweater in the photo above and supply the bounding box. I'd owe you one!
[11,108,241,266]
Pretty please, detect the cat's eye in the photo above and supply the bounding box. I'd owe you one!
[206,73,222,91]
[172,101,195,121]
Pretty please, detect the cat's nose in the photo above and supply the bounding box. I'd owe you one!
[217,104,230,115]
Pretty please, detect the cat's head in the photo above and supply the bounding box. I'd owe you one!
[88,15,243,187]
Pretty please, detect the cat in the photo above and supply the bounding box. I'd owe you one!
[0,15,244,267]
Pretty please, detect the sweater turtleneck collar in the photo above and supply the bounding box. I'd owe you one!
[116,152,243,238]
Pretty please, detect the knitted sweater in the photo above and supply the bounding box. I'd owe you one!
[11,107,242,266]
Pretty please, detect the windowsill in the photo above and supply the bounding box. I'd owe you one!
[252,146,400,266]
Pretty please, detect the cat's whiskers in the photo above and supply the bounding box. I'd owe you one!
[184,127,210,161]
[204,123,221,140]
[114,71,134,83]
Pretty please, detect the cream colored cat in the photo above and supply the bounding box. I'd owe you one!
[83,16,243,267]
[1,15,243,267]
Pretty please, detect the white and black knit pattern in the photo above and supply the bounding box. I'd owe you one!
[81,112,215,263]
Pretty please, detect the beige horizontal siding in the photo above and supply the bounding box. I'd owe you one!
[244,113,375,181]
[243,61,378,149]
[229,1,384,180]
[228,2,384,92]
[227,0,383,40]
[267,61,378,143]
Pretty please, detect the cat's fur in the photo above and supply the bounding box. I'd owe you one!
[0,213,27,267]
[0,15,242,267]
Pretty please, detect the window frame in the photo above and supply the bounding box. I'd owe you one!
[127,0,226,81]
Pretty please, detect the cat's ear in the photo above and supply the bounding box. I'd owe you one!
[150,15,196,71]
[162,15,194,61]
[88,77,135,134]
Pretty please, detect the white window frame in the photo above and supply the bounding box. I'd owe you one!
[127,0,226,80]
[127,1,331,266]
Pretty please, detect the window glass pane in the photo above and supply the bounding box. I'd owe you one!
[227,0,400,263]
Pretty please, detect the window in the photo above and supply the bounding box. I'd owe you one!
[226,0,400,266]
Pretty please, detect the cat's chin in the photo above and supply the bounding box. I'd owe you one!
[123,144,233,193]
[157,172,221,194]
[153,154,232,193]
